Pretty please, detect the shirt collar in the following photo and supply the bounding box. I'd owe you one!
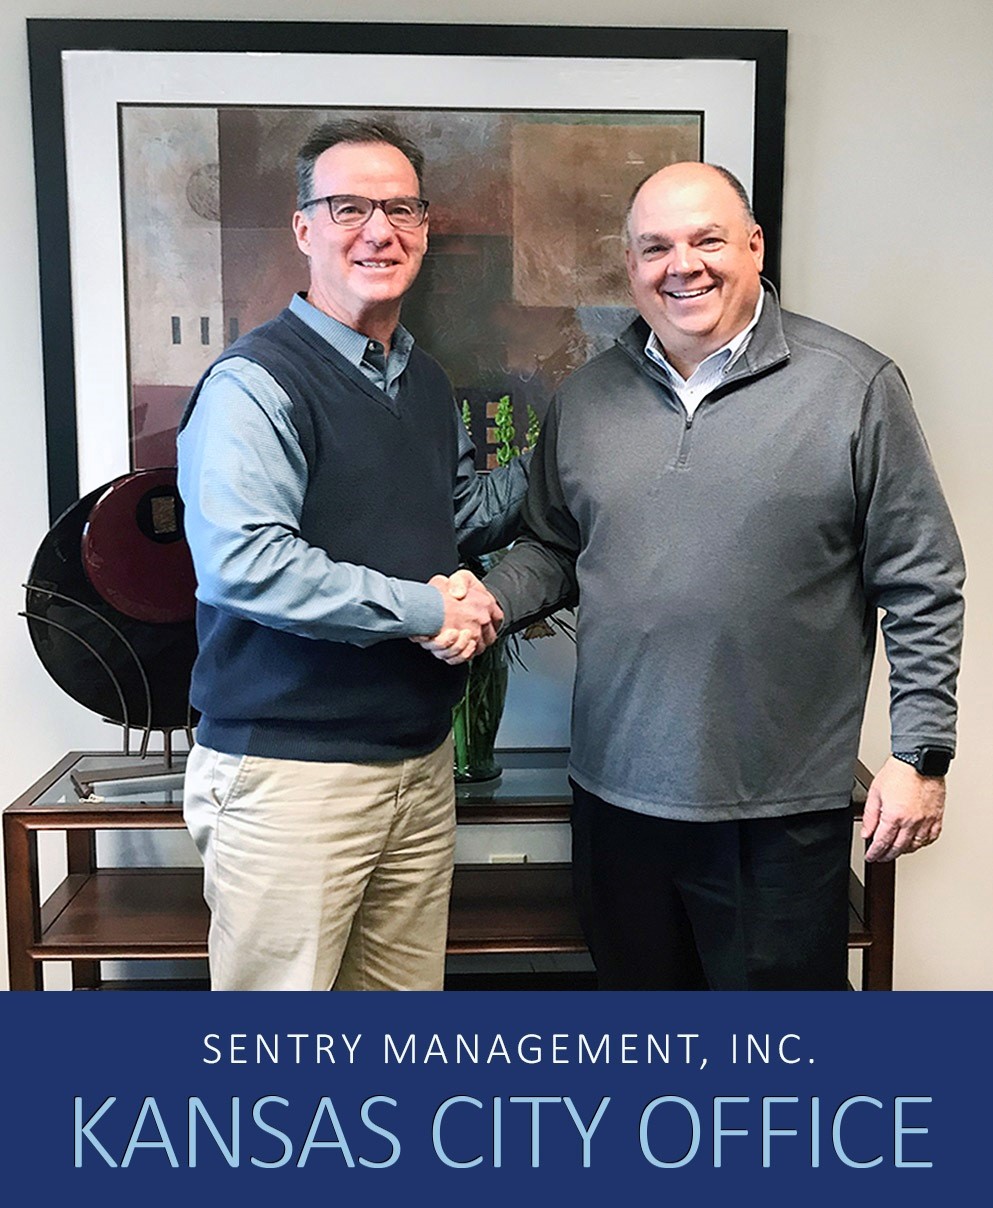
[288,292,413,369]
[644,289,765,384]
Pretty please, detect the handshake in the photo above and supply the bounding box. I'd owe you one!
[412,570,503,665]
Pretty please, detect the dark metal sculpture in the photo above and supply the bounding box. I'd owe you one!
[22,468,198,796]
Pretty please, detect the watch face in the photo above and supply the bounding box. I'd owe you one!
[918,748,952,775]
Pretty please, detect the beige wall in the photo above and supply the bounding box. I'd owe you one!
[1,0,990,989]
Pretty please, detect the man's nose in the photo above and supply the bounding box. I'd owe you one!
[361,207,395,243]
[668,243,702,275]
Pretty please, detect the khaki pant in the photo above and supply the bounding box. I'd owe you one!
[183,736,456,991]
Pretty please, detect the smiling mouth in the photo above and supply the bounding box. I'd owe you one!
[664,285,716,300]
[354,260,398,269]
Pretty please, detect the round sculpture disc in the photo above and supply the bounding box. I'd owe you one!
[81,468,196,624]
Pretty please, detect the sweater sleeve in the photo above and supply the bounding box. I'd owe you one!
[854,362,965,751]
[177,358,445,646]
[452,404,532,557]
[482,394,581,632]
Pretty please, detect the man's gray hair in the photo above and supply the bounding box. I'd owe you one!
[709,165,756,224]
[296,118,426,208]
[623,163,756,242]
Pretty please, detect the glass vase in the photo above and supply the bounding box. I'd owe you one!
[452,637,509,782]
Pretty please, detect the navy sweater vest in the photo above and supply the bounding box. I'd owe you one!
[179,308,465,761]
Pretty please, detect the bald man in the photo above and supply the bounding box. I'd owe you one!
[429,163,965,990]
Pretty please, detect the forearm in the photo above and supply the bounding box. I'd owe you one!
[880,572,963,750]
[483,537,578,634]
[190,522,444,645]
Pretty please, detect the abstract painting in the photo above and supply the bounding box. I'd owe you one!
[120,106,700,468]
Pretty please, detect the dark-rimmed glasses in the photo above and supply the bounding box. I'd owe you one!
[300,194,429,229]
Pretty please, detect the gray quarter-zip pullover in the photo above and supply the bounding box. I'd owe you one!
[484,286,964,820]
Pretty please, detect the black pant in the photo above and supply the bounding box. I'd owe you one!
[570,781,851,990]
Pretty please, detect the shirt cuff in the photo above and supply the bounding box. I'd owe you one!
[400,581,446,638]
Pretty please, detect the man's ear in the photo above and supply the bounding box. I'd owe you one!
[292,209,312,258]
[750,224,765,273]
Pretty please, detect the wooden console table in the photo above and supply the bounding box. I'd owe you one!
[3,750,892,990]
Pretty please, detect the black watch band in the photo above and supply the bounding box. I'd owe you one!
[893,747,953,776]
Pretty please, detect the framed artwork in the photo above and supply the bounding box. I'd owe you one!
[28,20,787,520]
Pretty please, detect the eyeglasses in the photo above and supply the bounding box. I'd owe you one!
[300,194,429,229]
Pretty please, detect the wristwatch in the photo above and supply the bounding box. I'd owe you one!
[892,747,953,776]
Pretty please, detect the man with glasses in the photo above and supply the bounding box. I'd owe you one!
[177,119,523,991]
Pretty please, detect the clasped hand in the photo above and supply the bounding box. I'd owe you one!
[412,570,503,664]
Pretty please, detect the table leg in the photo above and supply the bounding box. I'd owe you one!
[3,816,43,990]
[65,830,100,988]
[862,858,895,990]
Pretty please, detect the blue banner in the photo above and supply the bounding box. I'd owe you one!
[2,990,987,1205]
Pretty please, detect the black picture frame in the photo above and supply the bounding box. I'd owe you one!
[27,19,787,521]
